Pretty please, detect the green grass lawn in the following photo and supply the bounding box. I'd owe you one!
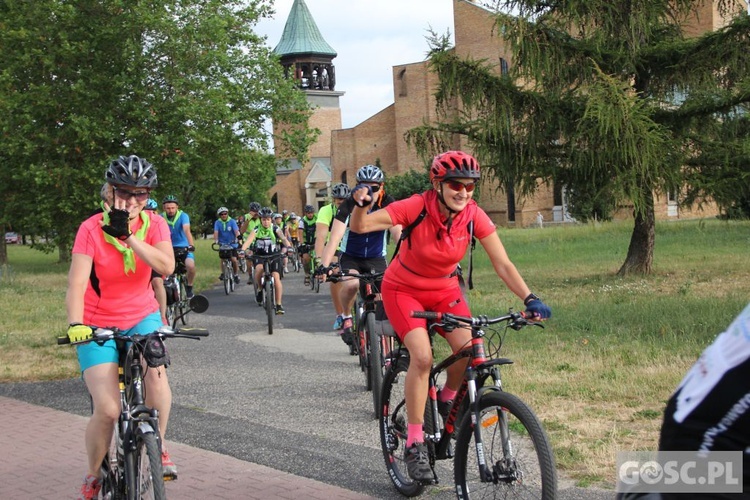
[2,218,749,487]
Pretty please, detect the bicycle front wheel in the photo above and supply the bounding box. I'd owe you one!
[132,432,166,500]
[265,278,274,335]
[379,356,425,497]
[454,391,557,500]
[223,262,230,295]
[101,423,124,499]
[178,277,188,325]
[367,314,384,419]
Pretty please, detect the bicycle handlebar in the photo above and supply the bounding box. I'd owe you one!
[411,309,542,329]
[326,270,384,283]
[57,325,210,345]
[211,242,236,251]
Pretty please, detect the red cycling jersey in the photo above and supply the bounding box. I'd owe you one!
[72,210,171,329]
[383,190,496,291]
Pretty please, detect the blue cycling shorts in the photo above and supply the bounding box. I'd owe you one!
[76,312,162,373]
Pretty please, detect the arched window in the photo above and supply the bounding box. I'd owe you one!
[398,68,407,97]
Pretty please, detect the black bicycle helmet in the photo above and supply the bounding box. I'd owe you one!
[105,155,158,188]
[304,204,315,213]
[248,201,261,212]
[162,194,178,204]
[331,183,351,199]
[258,207,274,218]
[356,164,384,183]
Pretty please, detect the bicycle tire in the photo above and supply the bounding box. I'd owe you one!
[454,391,557,500]
[314,275,320,293]
[133,431,166,500]
[223,261,230,295]
[178,277,188,325]
[265,278,274,335]
[239,256,247,274]
[100,424,124,499]
[380,356,426,497]
[367,313,383,419]
[360,311,371,387]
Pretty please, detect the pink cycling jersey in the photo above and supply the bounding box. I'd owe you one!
[72,211,171,329]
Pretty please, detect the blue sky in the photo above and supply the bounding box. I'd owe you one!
[256,0,456,129]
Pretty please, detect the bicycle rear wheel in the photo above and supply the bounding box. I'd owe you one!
[379,355,425,497]
[454,391,557,500]
[133,432,166,500]
[265,278,274,335]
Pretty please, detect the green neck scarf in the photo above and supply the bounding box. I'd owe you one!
[102,211,150,274]
[165,210,183,228]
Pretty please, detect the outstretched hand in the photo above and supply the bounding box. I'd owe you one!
[351,184,373,208]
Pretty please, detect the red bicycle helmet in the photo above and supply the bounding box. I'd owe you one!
[429,151,480,183]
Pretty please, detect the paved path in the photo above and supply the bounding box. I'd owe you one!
[0,396,371,499]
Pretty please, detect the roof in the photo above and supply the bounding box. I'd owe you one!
[273,0,337,58]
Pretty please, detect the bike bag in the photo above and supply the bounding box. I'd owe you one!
[144,337,171,368]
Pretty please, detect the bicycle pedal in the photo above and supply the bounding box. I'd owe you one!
[163,474,177,482]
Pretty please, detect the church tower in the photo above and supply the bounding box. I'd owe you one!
[270,0,345,211]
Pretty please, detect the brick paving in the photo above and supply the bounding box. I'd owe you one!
[0,396,372,499]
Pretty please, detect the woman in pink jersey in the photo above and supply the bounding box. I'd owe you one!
[350,150,551,483]
[66,155,176,499]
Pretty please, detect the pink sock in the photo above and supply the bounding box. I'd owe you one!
[406,423,424,447]
[439,387,457,402]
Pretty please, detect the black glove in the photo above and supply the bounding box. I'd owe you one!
[102,209,131,240]
[188,245,195,252]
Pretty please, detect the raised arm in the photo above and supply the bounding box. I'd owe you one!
[349,186,394,233]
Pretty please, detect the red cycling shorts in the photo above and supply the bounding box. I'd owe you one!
[381,279,471,342]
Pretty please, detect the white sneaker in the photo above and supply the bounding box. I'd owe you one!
[284,266,289,273]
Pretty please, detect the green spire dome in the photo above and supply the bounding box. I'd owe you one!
[273,0,337,57]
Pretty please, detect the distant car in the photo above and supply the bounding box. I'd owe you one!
[5,232,19,244]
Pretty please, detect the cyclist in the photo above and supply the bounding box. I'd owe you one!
[286,212,300,249]
[273,212,289,272]
[67,155,177,499]
[628,304,750,499]
[213,207,241,284]
[314,183,351,331]
[349,151,551,482]
[319,165,401,351]
[241,207,292,314]
[162,195,196,298]
[240,201,262,284]
[298,204,318,286]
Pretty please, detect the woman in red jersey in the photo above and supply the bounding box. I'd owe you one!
[349,150,551,482]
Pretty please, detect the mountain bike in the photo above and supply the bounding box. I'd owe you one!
[58,300,210,500]
[212,243,236,295]
[164,247,190,328]
[252,253,282,335]
[379,309,557,499]
[329,270,394,418]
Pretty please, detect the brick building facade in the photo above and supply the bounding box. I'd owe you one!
[272,0,743,225]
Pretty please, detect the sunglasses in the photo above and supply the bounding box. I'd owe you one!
[114,187,150,201]
[367,184,381,193]
[219,212,228,217]
[444,180,476,193]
